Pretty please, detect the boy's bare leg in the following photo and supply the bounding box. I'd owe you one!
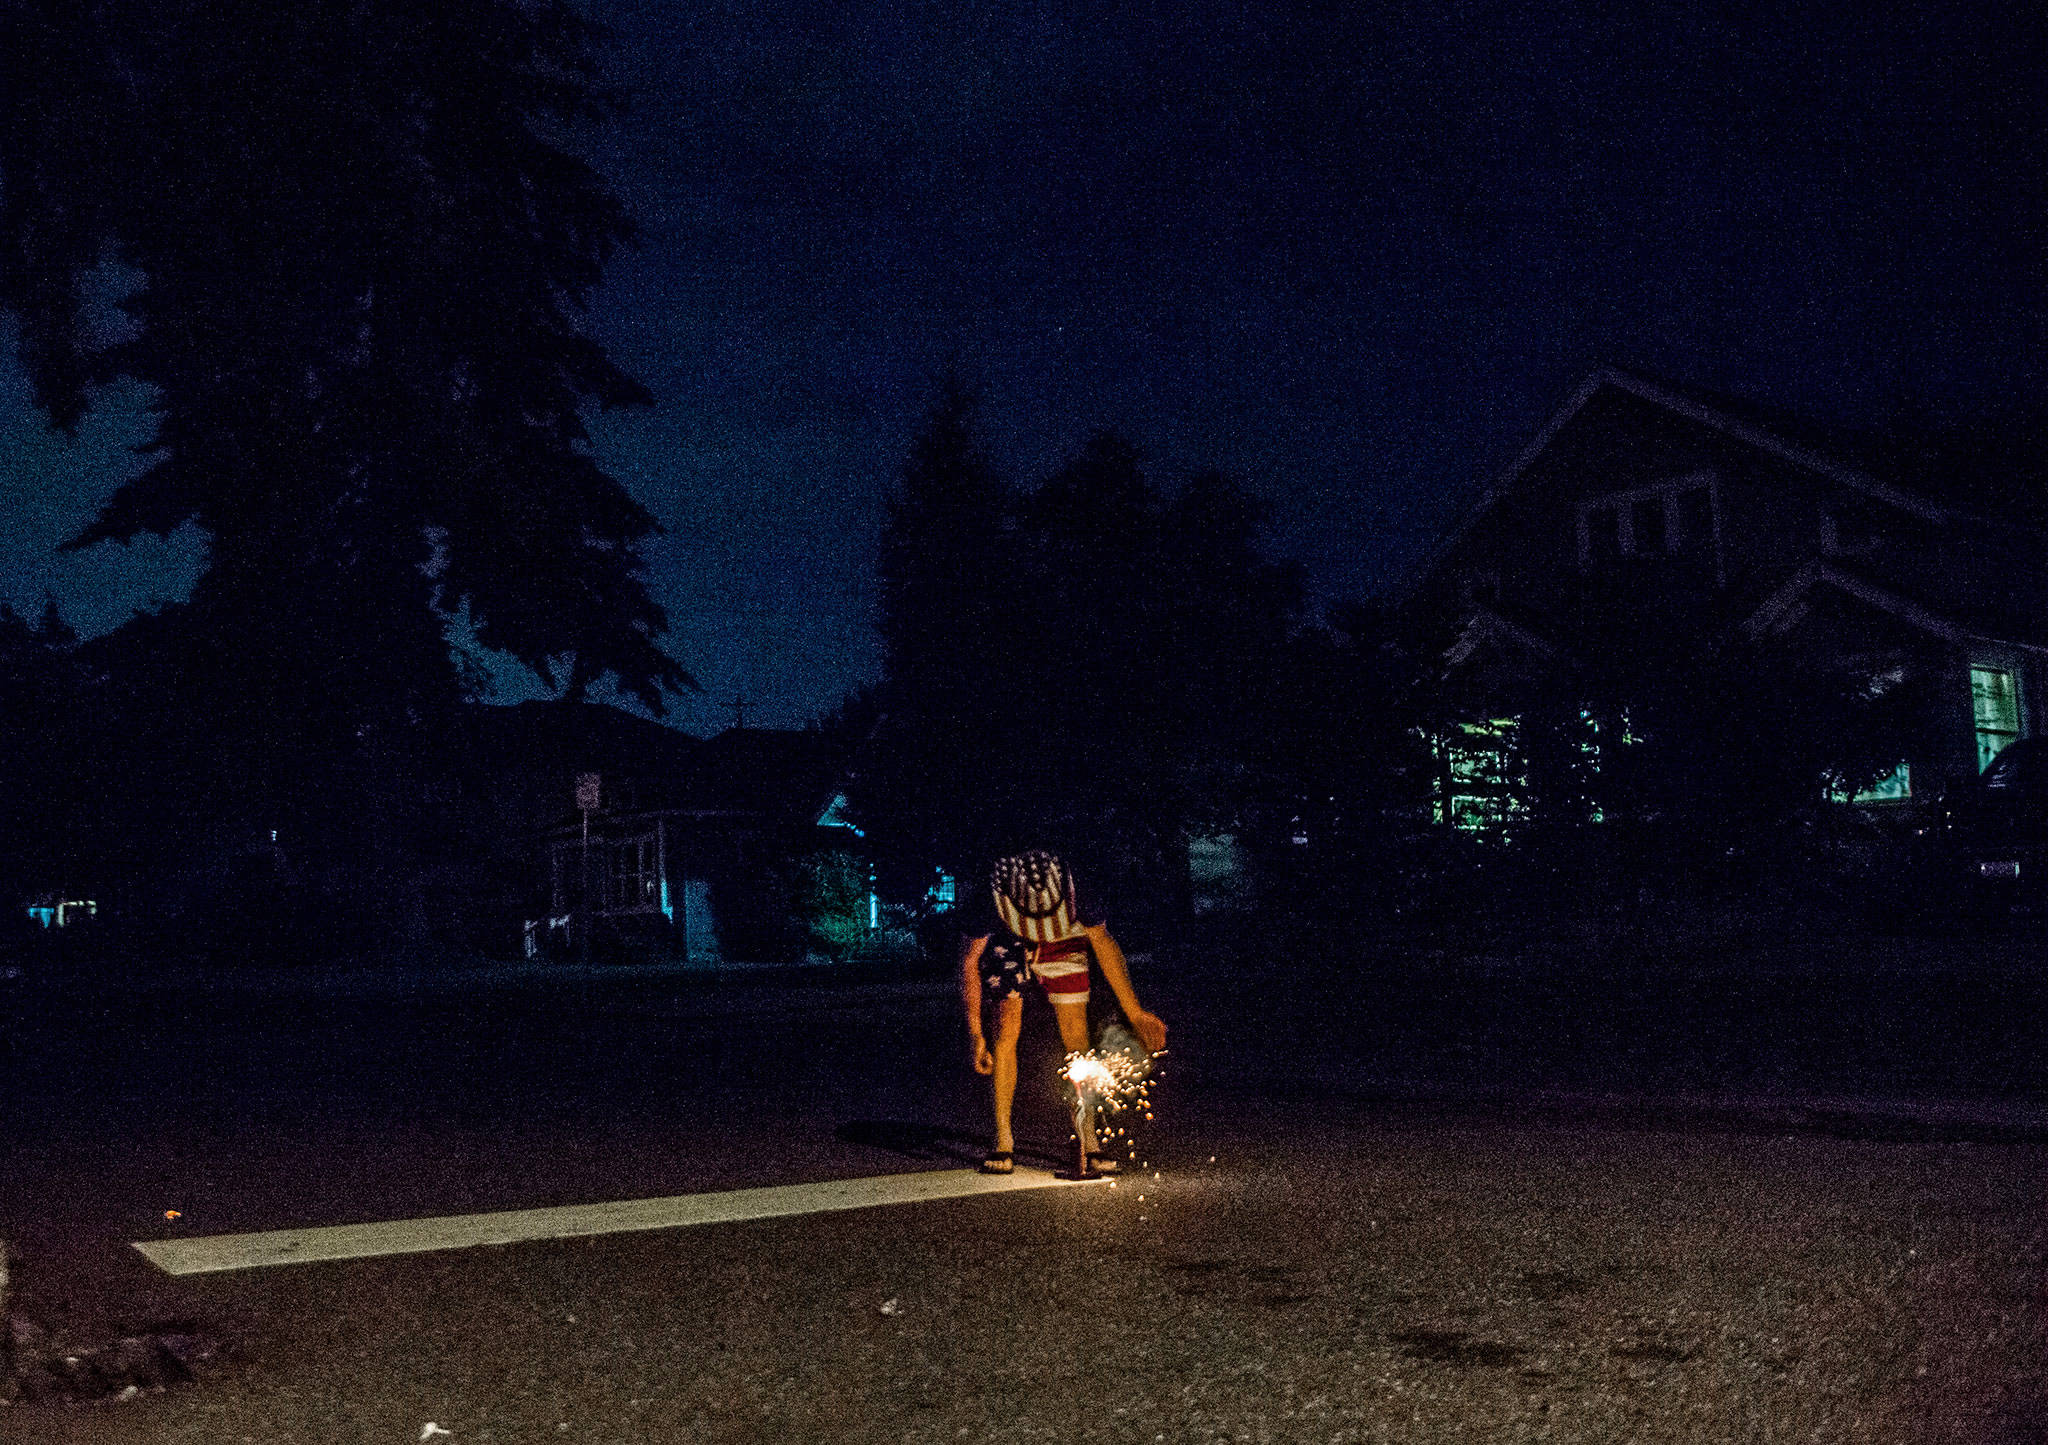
[1052,1000,1100,1155]
[988,993,1023,1155]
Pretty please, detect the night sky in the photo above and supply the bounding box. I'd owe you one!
[2,1,2041,731]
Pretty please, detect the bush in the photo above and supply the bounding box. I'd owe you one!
[794,850,873,961]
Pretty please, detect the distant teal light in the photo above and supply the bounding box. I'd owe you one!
[817,791,864,837]
[25,899,94,927]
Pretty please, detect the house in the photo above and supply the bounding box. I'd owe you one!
[510,714,858,965]
[14,678,869,963]
[1403,368,2048,835]
[430,699,701,958]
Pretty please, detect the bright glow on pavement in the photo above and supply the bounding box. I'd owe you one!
[133,1167,1105,1275]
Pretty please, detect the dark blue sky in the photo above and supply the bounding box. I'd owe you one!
[3,1,2041,731]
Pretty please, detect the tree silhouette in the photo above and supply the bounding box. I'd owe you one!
[1153,468,1306,835]
[862,383,1018,888]
[0,0,688,732]
[859,400,1303,935]
[876,379,1013,699]
[1256,600,1433,842]
[0,596,96,904]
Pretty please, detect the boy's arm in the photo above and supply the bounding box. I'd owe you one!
[961,935,994,1070]
[1085,923,1166,1053]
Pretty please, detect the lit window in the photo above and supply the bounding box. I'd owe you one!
[1972,666,2021,771]
[24,899,95,927]
[1431,718,1528,837]
[608,837,661,909]
[1839,763,1911,803]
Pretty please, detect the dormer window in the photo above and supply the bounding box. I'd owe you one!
[1630,497,1667,554]
[1577,475,1718,572]
[1677,487,1713,552]
[1587,505,1622,564]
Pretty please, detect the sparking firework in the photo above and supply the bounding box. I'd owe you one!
[1062,1036,1163,1177]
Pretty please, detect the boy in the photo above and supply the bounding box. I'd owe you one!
[960,848,1167,1176]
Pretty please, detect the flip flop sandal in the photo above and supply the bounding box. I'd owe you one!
[978,1151,1015,1174]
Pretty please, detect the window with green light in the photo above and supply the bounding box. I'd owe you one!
[1972,665,2020,771]
[1835,762,1910,803]
[1432,718,1528,836]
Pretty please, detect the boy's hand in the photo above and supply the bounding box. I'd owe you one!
[972,1038,995,1075]
[1131,1010,1167,1054]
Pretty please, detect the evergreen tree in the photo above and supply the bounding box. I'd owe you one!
[861,383,1017,888]
[860,404,1304,933]
[1155,468,1304,834]
[0,596,84,898]
[876,379,1011,692]
[0,0,688,738]
[1011,430,1161,822]
[1259,600,1432,840]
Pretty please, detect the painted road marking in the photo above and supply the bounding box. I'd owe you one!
[133,1167,1106,1275]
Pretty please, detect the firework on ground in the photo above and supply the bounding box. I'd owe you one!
[1062,1044,1163,1165]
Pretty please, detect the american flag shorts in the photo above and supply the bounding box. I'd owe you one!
[980,937,1034,999]
[1028,937,1091,1004]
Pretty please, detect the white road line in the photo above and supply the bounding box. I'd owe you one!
[133,1167,1106,1276]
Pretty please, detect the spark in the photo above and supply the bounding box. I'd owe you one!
[1061,1044,1160,1117]
[1062,1041,1165,1183]
[1064,1054,1118,1096]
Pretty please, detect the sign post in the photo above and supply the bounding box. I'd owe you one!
[575,773,601,965]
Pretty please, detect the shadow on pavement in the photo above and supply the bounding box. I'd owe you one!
[833,1120,986,1164]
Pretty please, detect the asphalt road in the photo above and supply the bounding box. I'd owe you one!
[3,923,2045,1442]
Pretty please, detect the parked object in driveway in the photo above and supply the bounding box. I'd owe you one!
[1932,738,2048,915]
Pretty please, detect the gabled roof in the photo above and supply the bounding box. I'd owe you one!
[1482,367,1950,529]
[1742,562,2048,655]
[460,698,698,781]
[677,727,843,822]
[1401,367,1970,604]
[1644,377,2048,529]
[457,699,701,830]
[501,715,852,837]
[1443,606,1567,673]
